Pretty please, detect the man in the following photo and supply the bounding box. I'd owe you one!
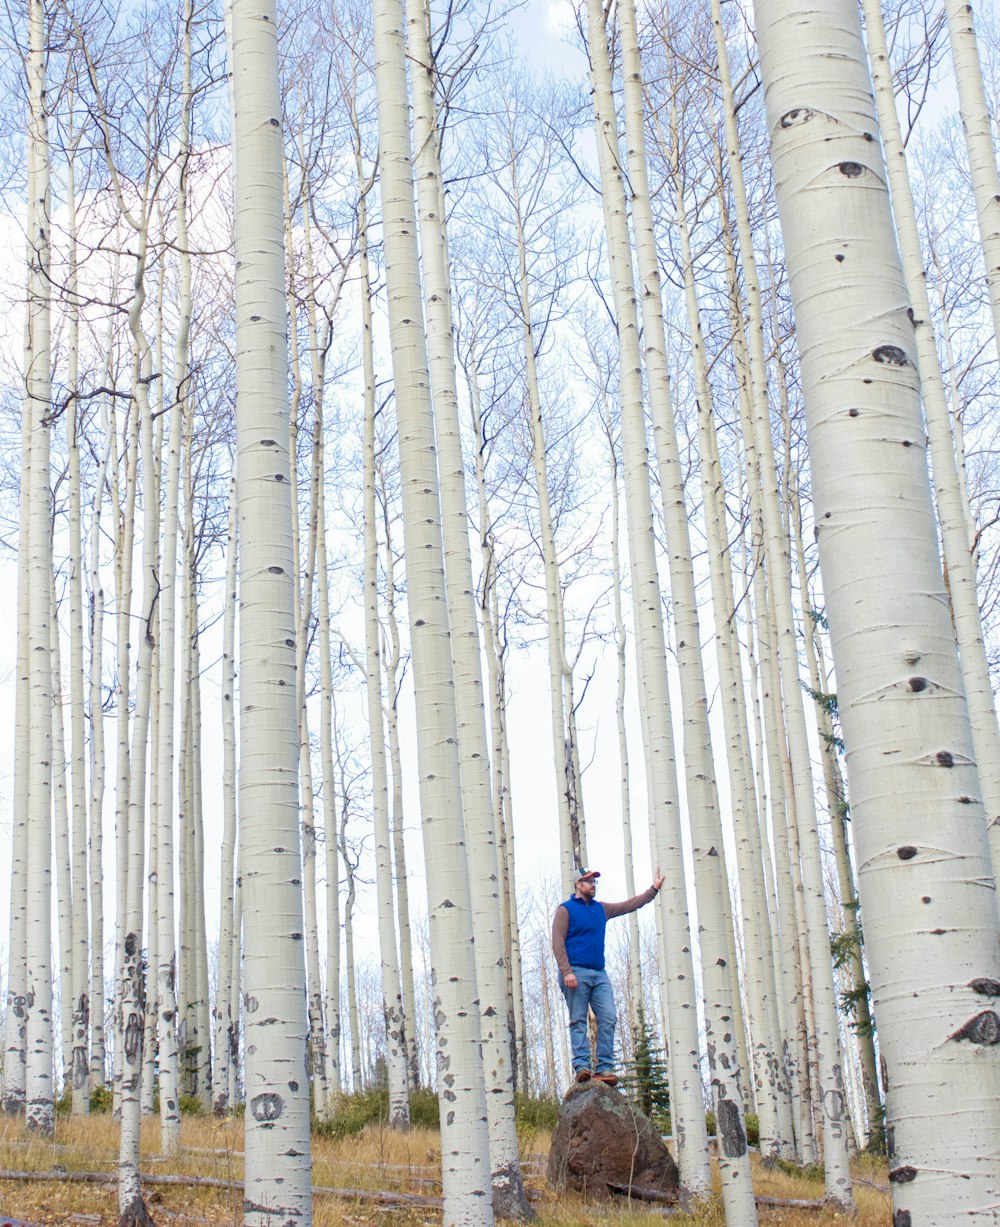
[551,865,664,1085]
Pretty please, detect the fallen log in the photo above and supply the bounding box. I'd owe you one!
[0,1169,443,1211]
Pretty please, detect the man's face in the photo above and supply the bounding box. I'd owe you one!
[575,876,598,899]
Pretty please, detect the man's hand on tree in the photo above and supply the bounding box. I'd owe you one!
[564,972,578,989]
[652,867,664,891]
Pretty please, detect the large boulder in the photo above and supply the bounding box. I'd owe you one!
[546,1080,679,1202]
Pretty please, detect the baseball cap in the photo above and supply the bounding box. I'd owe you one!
[574,866,601,881]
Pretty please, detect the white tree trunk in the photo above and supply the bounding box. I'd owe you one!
[371,0,493,1218]
[864,0,1000,872]
[64,128,90,1116]
[228,0,312,1213]
[407,7,528,1212]
[944,0,1000,360]
[214,484,239,1114]
[23,0,54,1135]
[754,0,1000,1220]
[585,0,711,1195]
[356,150,410,1123]
[713,2,852,1197]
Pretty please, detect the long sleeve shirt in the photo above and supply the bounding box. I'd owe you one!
[551,884,659,978]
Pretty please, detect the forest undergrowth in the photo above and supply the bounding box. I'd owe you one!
[0,1113,890,1226]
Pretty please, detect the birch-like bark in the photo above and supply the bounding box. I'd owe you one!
[671,167,794,1160]
[88,372,115,1093]
[340,808,363,1090]
[372,0,493,1217]
[584,0,710,1195]
[944,0,1000,360]
[713,2,852,1199]
[228,0,312,1212]
[357,139,410,1123]
[610,6,759,1209]
[63,120,90,1114]
[52,580,75,1091]
[23,0,54,1135]
[754,1,1000,1220]
[716,181,811,1159]
[465,347,528,1092]
[379,494,420,1092]
[407,8,528,1212]
[214,484,239,1114]
[186,598,212,1104]
[4,388,30,1116]
[316,477,342,1101]
[864,0,1000,871]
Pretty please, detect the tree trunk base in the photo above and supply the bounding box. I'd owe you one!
[118,1194,157,1227]
[491,1164,535,1221]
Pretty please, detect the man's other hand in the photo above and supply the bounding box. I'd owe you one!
[564,972,578,989]
[652,867,665,891]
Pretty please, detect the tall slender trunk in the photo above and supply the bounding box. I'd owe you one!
[585,0,711,1195]
[713,2,852,1199]
[214,485,239,1114]
[228,0,312,1212]
[64,123,90,1115]
[371,0,493,1217]
[671,165,793,1160]
[944,0,1000,360]
[4,389,31,1118]
[407,7,528,1212]
[753,1,1000,1220]
[356,140,410,1123]
[23,0,54,1135]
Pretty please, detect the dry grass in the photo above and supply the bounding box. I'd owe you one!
[0,1113,890,1226]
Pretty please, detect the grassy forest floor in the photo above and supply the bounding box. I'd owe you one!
[0,1113,891,1226]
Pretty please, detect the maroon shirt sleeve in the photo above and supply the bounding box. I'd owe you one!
[551,904,572,978]
[601,884,659,920]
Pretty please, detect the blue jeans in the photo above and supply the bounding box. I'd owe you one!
[559,966,617,1073]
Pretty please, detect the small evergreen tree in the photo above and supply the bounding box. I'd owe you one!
[620,1010,670,1130]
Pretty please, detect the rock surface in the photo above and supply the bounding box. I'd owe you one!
[546,1081,679,1202]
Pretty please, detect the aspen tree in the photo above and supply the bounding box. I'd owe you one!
[944,0,1000,359]
[713,174,813,1159]
[753,0,1000,1220]
[377,469,422,1092]
[23,0,55,1131]
[407,5,529,1211]
[64,112,90,1116]
[88,372,115,1093]
[4,423,29,1114]
[669,155,794,1159]
[712,2,852,1197]
[214,485,239,1114]
[585,0,711,1195]
[611,4,763,1206]
[52,580,76,1091]
[316,474,342,1101]
[864,0,1000,871]
[460,331,530,1093]
[151,0,194,1146]
[228,0,312,1211]
[372,0,493,1217]
[355,123,410,1122]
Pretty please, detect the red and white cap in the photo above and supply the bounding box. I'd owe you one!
[574,866,601,882]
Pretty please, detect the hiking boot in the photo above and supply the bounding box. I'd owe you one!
[574,1068,592,1083]
[593,1072,619,1086]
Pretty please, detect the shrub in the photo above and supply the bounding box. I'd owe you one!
[514,1093,558,1132]
[90,1084,113,1113]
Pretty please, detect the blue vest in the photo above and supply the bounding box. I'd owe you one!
[562,895,607,970]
